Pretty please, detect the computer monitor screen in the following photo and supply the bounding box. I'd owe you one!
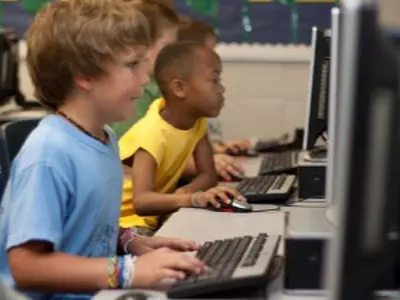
[325,1,400,299]
[303,27,331,151]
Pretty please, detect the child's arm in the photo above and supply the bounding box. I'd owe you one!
[6,163,109,292]
[132,149,193,215]
[182,155,197,178]
[8,243,108,292]
[175,135,218,194]
[7,163,203,292]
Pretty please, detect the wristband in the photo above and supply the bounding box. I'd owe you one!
[120,228,139,254]
[108,255,135,289]
[123,255,136,288]
[117,256,125,288]
[190,191,202,207]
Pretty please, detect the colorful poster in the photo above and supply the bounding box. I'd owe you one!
[0,0,336,44]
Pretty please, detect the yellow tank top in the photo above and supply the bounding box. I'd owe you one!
[118,98,207,229]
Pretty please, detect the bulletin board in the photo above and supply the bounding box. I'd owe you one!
[0,0,337,44]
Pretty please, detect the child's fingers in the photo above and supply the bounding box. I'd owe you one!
[226,164,242,177]
[201,194,220,208]
[160,269,186,281]
[164,252,205,274]
[167,238,199,251]
[217,168,231,181]
[214,190,232,204]
[218,187,247,202]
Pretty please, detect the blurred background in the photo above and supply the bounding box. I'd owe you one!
[1,0,400,140]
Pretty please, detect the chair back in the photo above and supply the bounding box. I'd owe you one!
[0,118,41,199]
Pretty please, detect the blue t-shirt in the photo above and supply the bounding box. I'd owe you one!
[0,115,123,300]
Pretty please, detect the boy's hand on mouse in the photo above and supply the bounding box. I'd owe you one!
[129,235,199,256]
[133,247,206,288]
[192,186,246,208]
[214,154,245,181]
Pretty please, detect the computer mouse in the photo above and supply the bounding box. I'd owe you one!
[207,196,253,213]
[116,291,149,300]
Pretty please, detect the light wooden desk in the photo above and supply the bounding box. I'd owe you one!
[94,156,327,300]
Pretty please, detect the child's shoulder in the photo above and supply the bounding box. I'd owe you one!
[13,115,90,172]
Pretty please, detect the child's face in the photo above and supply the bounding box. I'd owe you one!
[77,48,150,123]
[185,48,225,118]
[148,28,178,75]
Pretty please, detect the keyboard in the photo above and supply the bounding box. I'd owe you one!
[168,233,281,298]
[258,151,299,175]
[236,174,296,204]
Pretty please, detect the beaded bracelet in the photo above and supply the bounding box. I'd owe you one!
[107,256,119,289]
[108,255,136,289]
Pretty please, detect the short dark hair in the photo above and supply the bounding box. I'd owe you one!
[178,18,216,44]
[154,41,205,97]
[125,0,179,45]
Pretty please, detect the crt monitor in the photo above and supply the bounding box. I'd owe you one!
[303,27,331,151]
[325,1,400,300]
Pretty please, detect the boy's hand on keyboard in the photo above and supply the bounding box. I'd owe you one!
[214,154,245,181]
[129,235,199,255]
[215,139,252,154]
[193,186,246,208]
[133,247,206,288]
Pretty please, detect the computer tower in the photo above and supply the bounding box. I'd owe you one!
[297,151,326,199]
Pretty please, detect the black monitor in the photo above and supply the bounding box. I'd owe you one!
[0,29,18,107]
[325,1,400,299]
[303,27,331,151]
[325,7,341,220]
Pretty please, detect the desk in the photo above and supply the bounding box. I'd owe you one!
[94,156,327,300]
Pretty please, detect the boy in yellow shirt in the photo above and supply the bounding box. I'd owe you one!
[119,42,246,235]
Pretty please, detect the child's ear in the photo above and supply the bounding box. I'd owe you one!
[74,76,93,91]
[170,79,187,98]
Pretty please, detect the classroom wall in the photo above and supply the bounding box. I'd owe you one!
[217,45,310,140]
[9,0,400,140]
[14,43,311,140]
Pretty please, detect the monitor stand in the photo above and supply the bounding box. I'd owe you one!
[309,146,328,160]
[303,146,328,163]
[326,203,337,226]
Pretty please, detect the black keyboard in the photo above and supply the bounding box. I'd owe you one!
[258,151,299,175]
[168,233,281,298]
[236,174,296,204]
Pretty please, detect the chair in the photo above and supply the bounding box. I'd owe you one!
[0,118,41,199]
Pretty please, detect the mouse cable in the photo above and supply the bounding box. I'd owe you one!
[251,205,281,212]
